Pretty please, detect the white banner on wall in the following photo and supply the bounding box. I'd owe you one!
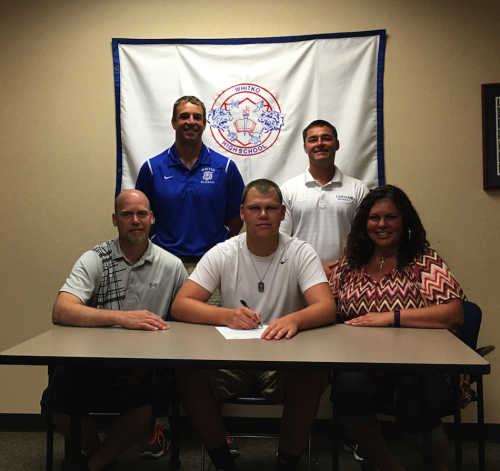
[112,31,386,194]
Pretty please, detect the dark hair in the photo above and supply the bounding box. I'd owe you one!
[172,96,206,123]
[302,119,338,143]
[344,185,429,270]
[241,179,282,205]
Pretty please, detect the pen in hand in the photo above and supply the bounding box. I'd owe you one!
[239,300,262,328]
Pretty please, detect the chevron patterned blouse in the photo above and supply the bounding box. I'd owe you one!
[329,246,470,406]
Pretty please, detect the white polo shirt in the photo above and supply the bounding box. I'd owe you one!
[280,166,369,264]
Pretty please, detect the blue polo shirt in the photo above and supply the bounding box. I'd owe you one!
[136,143,245,258]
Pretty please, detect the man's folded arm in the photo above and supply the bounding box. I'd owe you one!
[52,291,169,331]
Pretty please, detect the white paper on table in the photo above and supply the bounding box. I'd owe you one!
[216,325,268,339]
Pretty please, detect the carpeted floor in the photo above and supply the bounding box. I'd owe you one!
[0,430,497,470]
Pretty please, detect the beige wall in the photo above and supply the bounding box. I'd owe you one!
[1,0,499,424]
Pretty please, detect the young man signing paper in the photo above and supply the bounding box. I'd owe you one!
[172,179,336,471]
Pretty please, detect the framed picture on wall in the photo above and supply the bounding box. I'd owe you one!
[482,83,500,189]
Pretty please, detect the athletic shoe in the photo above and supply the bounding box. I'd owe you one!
[343,436,376,471]
[226,432,240,459]
[139,424,171,460]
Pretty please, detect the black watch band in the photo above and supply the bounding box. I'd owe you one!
[394,308,401,328]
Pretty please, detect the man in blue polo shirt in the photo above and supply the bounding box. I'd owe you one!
[135,95,245,460]
[136,95,245,262]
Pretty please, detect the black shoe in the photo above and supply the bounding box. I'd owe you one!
[139,424,171,460]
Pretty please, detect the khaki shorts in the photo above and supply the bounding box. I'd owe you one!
[203,369,329,405]
[184,262,221,306]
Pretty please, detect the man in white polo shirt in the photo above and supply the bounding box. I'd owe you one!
[280,120,369,278]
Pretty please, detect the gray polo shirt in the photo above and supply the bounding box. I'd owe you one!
[61,239,187,319]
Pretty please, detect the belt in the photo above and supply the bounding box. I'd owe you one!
[179,256,202,264]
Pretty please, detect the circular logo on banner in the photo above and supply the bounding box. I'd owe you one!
[208,83,286,156]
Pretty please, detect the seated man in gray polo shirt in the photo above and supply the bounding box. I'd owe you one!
[40,189,187,471]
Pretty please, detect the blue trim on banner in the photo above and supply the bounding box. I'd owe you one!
[112,30,387,191]
[112,39,123,197]
[112,30,386,46]
[376,30,386,186]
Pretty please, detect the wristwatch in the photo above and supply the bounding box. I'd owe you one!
[393,307,401,328]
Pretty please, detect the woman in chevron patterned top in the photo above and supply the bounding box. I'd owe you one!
[328,185,466,471]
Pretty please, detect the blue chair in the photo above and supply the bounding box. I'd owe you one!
[451,301,494,471]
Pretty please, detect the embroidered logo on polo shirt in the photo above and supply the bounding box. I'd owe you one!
[336,195,355,202]
[149,283,158,289]
[201,167,216,184]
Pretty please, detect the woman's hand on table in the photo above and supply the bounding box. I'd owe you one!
[345,311,394,327]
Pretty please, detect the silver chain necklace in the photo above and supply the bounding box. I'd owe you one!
[247,247,277,293]
[375,249,397,270]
